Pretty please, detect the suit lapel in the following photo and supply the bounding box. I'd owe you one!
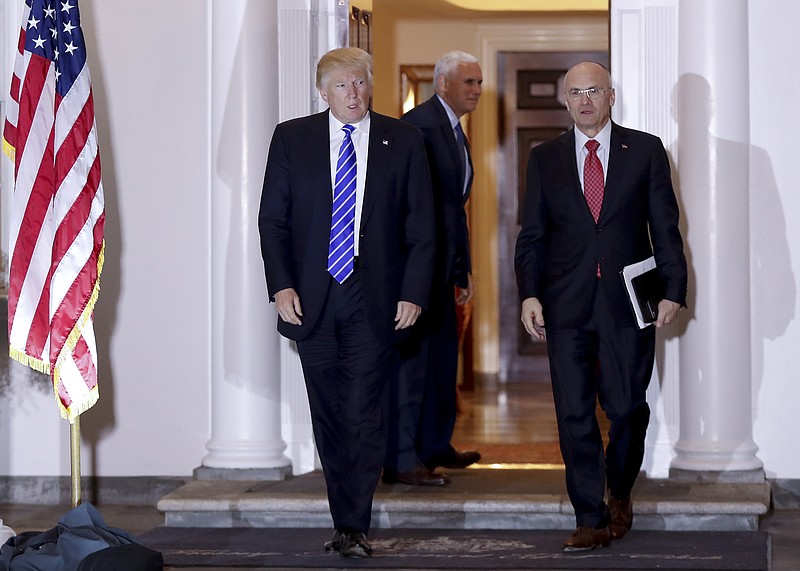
[308,111,333,209]
[361,112,391,228]
[558,129,589,216]
[429,96,464,183]
[600,123,629,221]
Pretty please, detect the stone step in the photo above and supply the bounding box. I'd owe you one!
[157,468,771,532]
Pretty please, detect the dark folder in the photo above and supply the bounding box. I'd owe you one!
[620,257,662,328]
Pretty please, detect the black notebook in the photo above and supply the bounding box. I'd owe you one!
[620,257,662,329]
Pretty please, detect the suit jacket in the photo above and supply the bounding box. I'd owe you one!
[515,122,687,329]
[258,110,436,344]
[401,95,472,289]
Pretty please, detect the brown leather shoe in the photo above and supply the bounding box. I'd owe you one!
[562,526,611,552]
[608,496,633,539]
[382,467,450,486]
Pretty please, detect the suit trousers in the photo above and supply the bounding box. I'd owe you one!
[386,281,459,472]
[546,278,655,528]
[296,271,392,534]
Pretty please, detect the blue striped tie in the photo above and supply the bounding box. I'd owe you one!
[327,124,357,283]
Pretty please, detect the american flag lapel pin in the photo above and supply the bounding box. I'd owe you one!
[382,138,389,146]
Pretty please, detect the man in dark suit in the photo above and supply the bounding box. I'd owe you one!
[258,47,435,558]
[382,51,482,487]
[515,62,687,552]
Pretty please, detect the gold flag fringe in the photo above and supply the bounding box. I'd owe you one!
[8,347,49,374]
[9,241,105,422]
[54,240,105,422]
[2,138,15,162]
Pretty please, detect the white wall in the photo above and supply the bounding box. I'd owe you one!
[748,0,800,479]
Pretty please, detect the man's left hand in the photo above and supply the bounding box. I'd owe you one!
[455,275,475,306]
[655,299,681,328]
[395,301,422,330]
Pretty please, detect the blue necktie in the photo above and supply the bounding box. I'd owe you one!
[328,124,357,283]
[454,122,468,189]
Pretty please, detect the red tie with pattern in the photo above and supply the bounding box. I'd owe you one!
[584,139,604,276]
[584,139,604,222]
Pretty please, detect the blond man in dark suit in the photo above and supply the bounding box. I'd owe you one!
[259,47,435,558]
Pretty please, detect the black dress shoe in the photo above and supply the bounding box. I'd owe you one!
[323,529,342,552]
[339,530,372,558]
[426,449,481,470]
[382,467,450,486]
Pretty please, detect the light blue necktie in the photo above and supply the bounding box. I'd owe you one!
[327,124,357,283]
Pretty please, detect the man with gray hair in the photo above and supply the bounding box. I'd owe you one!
[383,51,483,487]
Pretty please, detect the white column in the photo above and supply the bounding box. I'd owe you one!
[276,0,346,475]
[610,0,680,478]
[672,0,762,478]
[202,0,290,473]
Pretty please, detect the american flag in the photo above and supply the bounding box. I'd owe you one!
[3,0,105,422]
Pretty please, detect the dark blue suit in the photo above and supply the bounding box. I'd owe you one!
[515,123,687,528]
[259,109,435,532]
[385,95,473,473]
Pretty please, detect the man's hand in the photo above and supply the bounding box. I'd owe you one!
[395,301,422,330]
[274,288,303,325]
[455,274,475,306]
[655,299,681,328]
[521,297,546,340]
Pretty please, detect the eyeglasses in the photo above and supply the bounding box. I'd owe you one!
[565,88,611,101]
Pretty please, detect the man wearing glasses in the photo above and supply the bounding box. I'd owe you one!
[514,61,687,552]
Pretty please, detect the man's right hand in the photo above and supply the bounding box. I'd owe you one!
[275,288,303,325]
[521,297,546,340]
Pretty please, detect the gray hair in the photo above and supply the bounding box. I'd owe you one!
[434,50,479,83]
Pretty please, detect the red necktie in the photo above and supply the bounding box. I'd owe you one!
[584,139,604,222]
[584,139,604,276]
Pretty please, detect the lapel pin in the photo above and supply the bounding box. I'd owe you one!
[382,139,389,145]
[621,144,628,149]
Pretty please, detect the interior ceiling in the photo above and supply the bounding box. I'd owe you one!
[375,0,608,18]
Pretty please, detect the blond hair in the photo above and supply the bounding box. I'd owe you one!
[316,47,373,90]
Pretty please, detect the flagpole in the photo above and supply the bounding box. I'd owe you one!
[70,416,82,507]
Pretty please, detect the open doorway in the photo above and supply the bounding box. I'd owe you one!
[451,50,609,466]
[496,51,609,383]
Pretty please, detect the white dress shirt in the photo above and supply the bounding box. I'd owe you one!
[328,112,370,255]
